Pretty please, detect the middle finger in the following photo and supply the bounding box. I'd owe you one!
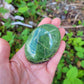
[51,18,65,39]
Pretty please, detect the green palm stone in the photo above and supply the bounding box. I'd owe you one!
[25,24,61,63]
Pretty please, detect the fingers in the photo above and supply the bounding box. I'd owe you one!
[51,18,61,27]
[47,41,66,76]
[51,18,65,39]
[59,28,65,39]
[12,17,65,70]
[47,18,65,76]
[11,18,52,67]
[0,38,10,64]
[39,17,65,39]
[38,17,51,26]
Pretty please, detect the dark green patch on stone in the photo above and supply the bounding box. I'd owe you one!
[25,24,61,64]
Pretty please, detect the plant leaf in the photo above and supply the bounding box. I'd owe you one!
[76,52,84,58]
[18,6,28,13]
[78,70,84,78]
[62,67,69,73]
[0,7,8,14]
[71,78,83,84]
[63,79,71,84]
[66,67,78,78]
[80,60,84,68]
[5,0,12,3]
[0,32,1,36]
[77,31,83,36]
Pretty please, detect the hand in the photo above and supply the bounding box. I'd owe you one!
[0,18,65,84]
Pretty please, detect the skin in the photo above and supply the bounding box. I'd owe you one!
[0,18,65,84]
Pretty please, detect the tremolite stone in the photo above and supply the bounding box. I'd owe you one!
[25,24,61,64]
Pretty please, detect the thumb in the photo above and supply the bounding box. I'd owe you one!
[0,38,10,64]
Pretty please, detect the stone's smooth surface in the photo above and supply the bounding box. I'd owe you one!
[25,24,61,64]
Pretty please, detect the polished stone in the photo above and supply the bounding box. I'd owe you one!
[25,24,61,63]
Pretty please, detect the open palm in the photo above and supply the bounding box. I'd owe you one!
[0,18,65,84]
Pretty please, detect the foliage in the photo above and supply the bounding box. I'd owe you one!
[5,0,12,3]
[81,60,84,68]
[53,31,84,84]
[0,32,1,36]
[13,0,47,18]
[2,31,15,47]
[63,67,83,84]
[63,32,84,59]
[64,10,68,14]
[77,31,83,36]
[18,6,28,13]
[4,19,14,29]
[0,7,8,14]
[19,28,30,43]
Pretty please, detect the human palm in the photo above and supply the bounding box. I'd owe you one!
[0,18,65,84]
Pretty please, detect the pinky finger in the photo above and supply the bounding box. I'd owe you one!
[47,41,66,76]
